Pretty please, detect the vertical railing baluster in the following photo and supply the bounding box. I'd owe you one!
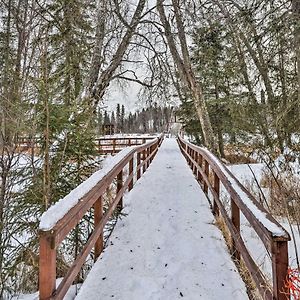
[39,232,56,300]
[94,196,103,260]
[194,152,198,175]
[203,160,209,194]
[198,154,203,184]
[113,139,116,154]
[129,157,134,191]
[143,149,146,173]
[117,170,123,210]
[213,172,220,216]
[147,147,150,168]
[137,152,141,179]
[231,197,240,260]
[272,241,289,300]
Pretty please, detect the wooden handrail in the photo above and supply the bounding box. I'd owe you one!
[96,136,158,155]
[177,135,290,300]
[16,135,157,154]
[39,135,164,300]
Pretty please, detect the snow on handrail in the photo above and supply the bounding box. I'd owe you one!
[39,137,159,231]
[181,137,288,238]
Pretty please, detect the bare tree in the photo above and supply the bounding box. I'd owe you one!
[157,0,218,152]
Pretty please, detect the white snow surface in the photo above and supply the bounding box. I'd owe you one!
[39,147,135,230]
[75,139,248,300]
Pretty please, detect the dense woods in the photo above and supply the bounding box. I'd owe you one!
[0,0,299,298]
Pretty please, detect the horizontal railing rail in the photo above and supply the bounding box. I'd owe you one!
[39,135,163,300]
[95,136,158,154]
[16,135,157,154]
[177,135,290,300]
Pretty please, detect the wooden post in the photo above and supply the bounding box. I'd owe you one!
[187,148,191,165]
[143,149,146,172]
[113,139,116,154]
[198,154,203,184]
[194,152,198,175]
[129,157,134,191]
[203,160,209,194]
[94,196,103,260]
[117,170,123,210]
[137,152,141,179]
[39,232,56,300]
[272,241,289,300]
[231,198,240,260]
[213,172,220,216]
[147,147,150,167]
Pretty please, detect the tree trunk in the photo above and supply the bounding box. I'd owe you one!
[157,0,218,153]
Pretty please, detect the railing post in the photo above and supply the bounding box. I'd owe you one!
[137,152,141,179]
[187,147,191,165]
[213,172,220,216]
[194,152,198,175]
[39,232,56,300]
[272,241,289,300]
[117,170,123,210]
[143,149,146,173]
[231,198,240,260]
[94,196,103,260]
[203,160,209,194]
[129,157,134,191]
[113,139,116,154]
[198,154,203,184]
[147,147,150,167]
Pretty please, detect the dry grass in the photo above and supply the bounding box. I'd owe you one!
[260,171,300,223]
[214,215,263,299]
[224,144,257,164]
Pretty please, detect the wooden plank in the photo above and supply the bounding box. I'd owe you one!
[231,197,240,260]
[129,158,134,191]
[213,172,220,216]
[39,233,56,300]
[117,170,123,210]
[272,241,289,300]
[137,152,141,179]
[94,196,103,261]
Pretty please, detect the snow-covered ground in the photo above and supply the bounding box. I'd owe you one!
[76,138,248,300]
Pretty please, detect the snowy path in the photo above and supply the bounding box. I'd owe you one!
[75,139,248,300]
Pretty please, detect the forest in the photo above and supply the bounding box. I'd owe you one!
[0,0,299,299]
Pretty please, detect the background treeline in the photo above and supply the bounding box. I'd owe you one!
[176,1,300,157]
[100,103,173,134]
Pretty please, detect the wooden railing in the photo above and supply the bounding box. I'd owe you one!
[95,136,158,155]
[16,136,157,154]
[177,135,290,300]
[39,135,163,300]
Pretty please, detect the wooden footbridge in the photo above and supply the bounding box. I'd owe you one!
[38,135,291,300]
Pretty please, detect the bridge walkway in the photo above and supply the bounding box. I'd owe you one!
[75,138,248,300]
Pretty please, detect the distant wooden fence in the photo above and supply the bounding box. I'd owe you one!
[95,136,158,155]
[39,135,163,300]
[16,136,157,155]
[177,135,290,300]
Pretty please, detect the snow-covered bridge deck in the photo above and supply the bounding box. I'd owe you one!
[75,139,248,300]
